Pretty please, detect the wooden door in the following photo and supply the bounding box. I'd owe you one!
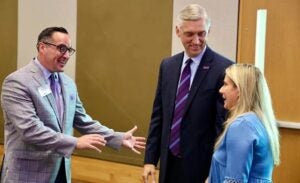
[238,0,300,182]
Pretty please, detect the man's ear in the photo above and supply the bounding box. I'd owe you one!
[175,26,180,37]
[36,42,41,51]
[37,42,47,54]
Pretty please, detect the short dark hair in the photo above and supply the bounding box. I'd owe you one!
[37,27,68,43]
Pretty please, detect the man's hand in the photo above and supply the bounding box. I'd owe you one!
[142,164,156,183]
[122,126,146,154]
[76,134,107,153]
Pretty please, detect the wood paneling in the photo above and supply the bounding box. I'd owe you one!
[273,129,300,182]
[76,0,173,165]
[0,0,18,143]
[0,145,159,183]
[238,0,300,182]
[238,0,300,122]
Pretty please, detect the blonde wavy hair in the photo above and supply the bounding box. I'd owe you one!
[215,64,280,165]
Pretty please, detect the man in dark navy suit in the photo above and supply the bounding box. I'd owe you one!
[142,4,233,183]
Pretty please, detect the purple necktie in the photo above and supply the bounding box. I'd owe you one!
[169,59,192,156]
[50,73,63,122]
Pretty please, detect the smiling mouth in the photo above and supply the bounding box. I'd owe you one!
[57,60,66,66]
[190,45,200,49]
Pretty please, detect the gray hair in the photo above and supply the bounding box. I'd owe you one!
[176,4,211,31]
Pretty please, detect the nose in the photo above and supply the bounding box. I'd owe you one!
[62,50,70,58]
[192,35,200,44]
[219,86,224,94]
[58,51,70,60]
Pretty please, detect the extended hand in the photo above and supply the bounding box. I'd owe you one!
[142,164,156,183]
[76,134,107,153]
[122,126,146,154]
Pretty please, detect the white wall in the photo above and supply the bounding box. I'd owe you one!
[18,0,77,79]
[172,0,239,61]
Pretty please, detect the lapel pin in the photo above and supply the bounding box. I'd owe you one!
[203,66,210,69]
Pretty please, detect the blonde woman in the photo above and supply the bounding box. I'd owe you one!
[207,64,280,183]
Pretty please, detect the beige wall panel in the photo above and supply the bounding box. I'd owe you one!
[76,0,173,165]
[238,0,300,182]
[0,0,18,142]
[18,0,77,79]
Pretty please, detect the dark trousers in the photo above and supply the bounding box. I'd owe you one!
[165,151,183,183]
[55,159,67,183]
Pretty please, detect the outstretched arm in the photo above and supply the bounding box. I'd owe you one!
[76,134,107,153]
[122,126,146,154]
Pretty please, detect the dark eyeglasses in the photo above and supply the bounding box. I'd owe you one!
[42,41,76,56]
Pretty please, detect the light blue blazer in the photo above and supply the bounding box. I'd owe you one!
[1,60,123,183]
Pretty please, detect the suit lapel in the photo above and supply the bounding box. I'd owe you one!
[167,53,184,124]
[183,48,213,116]
[30,61,62,131]
[58,73,68,131]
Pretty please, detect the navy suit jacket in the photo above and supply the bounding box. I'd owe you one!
[144,47,233,183]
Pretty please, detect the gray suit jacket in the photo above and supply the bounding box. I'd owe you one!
[0,60,123,183]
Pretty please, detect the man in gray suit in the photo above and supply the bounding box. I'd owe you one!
[0,27,145,183]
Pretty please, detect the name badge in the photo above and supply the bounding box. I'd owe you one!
[38,85,52,97]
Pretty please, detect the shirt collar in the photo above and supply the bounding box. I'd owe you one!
[34,57,53,81]
[183,45,207,64]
